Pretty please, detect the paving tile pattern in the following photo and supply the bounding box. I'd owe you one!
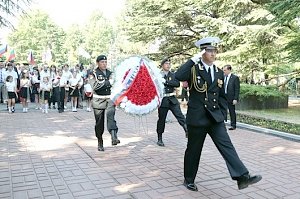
[0,105,300,198]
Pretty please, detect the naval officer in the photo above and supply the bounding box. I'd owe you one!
[175,37,262,191]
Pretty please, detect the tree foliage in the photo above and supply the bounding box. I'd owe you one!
[266,0,300,62]
[8,10,67,64]
[64,24,85,64]
[83,11,114,61]
[123,0,296,83]
[7,10,115,66]
[0,0,32,28]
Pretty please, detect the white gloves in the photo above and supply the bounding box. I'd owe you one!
[233,100,238,105]
[191,49,206,63]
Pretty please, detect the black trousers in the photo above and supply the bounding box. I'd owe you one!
[228,102,237,128]
[184,122,248,183]
[58,87,65,111]
[93,99,118,138]
[156,103,186,134]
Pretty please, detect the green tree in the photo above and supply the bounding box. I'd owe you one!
[64,24,85,65]
[0,0,32,28]
[83,11,114,61]
[123,0,288,82]
[266,0,300,62]
[8,10,67,64]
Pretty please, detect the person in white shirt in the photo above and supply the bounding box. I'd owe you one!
[62,64,72,109]
[4,63,18,86]
[49,65,57,109]
[40,65,50,80]
[4,63,19,108]
[84,73,93,112]
[56,69,68,113]
[31,68,41,109]
[69,69,83,112]
[5,75,17,113]
[75,64,86,109]
[19,70,31,113]
[40,76,52,113]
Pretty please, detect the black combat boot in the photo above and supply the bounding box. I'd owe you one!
[116,134,120,144]
[98,137,104,151]
[157,133,165,146]
[110,130,118,145]
[115,129,120,144]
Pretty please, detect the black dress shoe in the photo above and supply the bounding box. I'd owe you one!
[157,140,165,147]
[183,180,198,191]
[229,127,236,130]
[98,146,104,151]
[237,174,262,190]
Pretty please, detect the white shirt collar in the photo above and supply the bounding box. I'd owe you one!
[201,59,213,72]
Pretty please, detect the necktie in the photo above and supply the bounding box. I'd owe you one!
[207,67,212,83]
[224,75,228,94]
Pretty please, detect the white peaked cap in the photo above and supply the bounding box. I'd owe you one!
[195,36,221,49]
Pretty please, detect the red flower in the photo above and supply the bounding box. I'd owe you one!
[126,64,157,106]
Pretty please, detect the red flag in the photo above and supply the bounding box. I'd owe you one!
[6,49,15,62]
[27,50,35,65]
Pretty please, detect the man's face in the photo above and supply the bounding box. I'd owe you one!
[0,63,4,69]
[162,62,171,71]
[202,48,217,63]
[223,67,231,76]
[97,60,107,70]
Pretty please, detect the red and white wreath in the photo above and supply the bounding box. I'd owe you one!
[111,56,164,115]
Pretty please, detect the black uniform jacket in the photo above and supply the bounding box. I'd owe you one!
[93,68,112,96]
[92,68,113,109]
[226,74,240,102]
[175,59,227,126]
[160,71,180,108]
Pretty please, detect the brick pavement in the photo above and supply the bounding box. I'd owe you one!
[0,103,300,199]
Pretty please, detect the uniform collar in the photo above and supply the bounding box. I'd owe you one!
[201,59,214,72]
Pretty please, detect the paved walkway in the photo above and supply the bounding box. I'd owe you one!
[1,103,300,199]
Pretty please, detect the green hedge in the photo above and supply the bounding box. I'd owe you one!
[238,84,289,109]
[237,113,300,135]
[240,84,287,101]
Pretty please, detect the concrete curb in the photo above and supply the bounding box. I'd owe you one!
[234,122,300,142]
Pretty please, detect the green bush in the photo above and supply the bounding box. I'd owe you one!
[237,113,300,135]
[240,84,287,101]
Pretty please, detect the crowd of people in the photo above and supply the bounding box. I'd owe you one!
[0,62,94,113]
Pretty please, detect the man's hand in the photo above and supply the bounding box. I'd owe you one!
[191,49,206,63]
[233,100,238,105]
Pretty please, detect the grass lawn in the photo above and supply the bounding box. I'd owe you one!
[237,104,300,125]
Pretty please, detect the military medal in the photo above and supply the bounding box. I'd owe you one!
[197,76,201,84]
